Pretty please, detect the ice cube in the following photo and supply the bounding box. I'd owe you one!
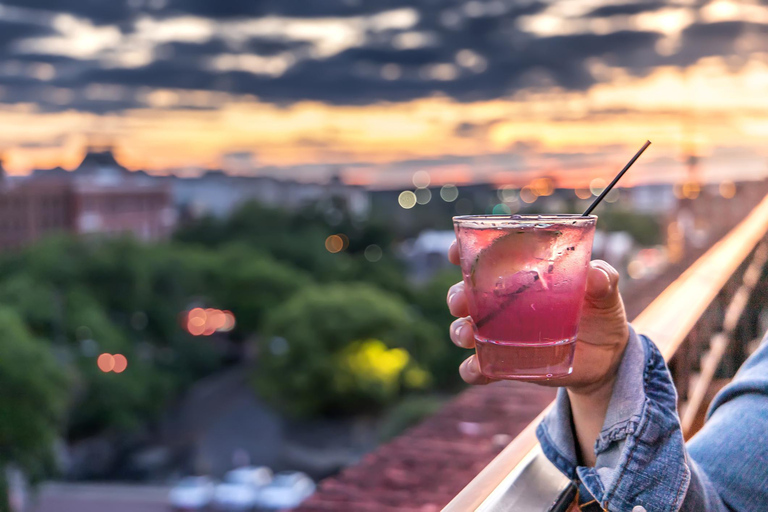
[494,270,544,297]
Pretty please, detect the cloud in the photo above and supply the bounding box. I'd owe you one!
[0,0,767,114]
[586,2,669,18]
[0,0,137,25]
[671,21,768,67]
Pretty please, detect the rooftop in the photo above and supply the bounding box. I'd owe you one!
[293,382,555,512]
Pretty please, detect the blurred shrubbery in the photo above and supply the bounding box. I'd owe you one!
[0,201,466,484]
[255,283,440,416]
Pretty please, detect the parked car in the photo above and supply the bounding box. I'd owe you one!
[254,471,315,510]
[168,476,215,511]
[212,466,272,511]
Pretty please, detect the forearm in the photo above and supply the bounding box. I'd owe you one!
[566,378,616,466]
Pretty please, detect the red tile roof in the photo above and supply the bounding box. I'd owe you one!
[293,381,556,511]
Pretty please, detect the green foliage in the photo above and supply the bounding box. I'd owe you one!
[411,268,469,390]
[597,209,662,246]
[207,244,310,334]
[0,307,69,480]
[255,283,442,417]
[377,395,446,442]
[0,196,471,467]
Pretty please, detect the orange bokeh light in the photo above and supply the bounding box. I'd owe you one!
[207,309,226,330]
[187,318,206,336]
[221,311,236,332]
[185,307,236,335]
[112,354,128,373]
[97,353,115,373]
[325,235,344,253]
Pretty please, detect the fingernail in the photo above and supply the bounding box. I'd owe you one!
[456,323,471,346]
[448,292,456,308]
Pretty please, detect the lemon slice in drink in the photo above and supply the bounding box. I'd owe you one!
[470,229,562,291]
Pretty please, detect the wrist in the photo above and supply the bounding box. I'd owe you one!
[567,326,630,404]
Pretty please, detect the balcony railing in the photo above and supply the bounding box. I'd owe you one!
[444,193,768,512]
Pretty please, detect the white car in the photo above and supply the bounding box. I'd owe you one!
[212,466,272,511]
[254,471,315,510]
[168,476,215,511]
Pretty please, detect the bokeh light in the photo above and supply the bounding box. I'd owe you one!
[575,188,592,200]
[112,354,128,374]
[325,234,344,253]
[531,178,554,197]
[412,171,431,188]
[492,203,512,214]
[185,308,237,336]
[364,244,383,262]
[682,181,701,199]
[398,190,417,209]
[221,311,236,332]
[720,181,736,198]
[605,189,621,203]
[627,260,646,280]
[97,353,115,373]
[440,184,459,202]
[498,186,519,202]
[207,309,226,330]
[415,188,432,205]
[589,178,607,196]
[520,186,537,204]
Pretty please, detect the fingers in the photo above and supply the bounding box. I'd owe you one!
[585,260,622,310]
[448,240,460,266]
[450,317,475,348]
[459,355,493,385]
[447,282,469,317]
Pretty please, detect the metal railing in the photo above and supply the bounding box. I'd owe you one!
[444,193,768,511]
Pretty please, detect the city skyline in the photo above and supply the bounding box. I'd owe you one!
[1,1,768,187]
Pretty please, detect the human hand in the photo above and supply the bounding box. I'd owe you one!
[446,240,629,396]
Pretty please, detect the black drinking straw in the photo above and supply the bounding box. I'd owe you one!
[582,140,652,216]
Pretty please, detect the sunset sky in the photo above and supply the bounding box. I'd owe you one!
[1,0,768,187]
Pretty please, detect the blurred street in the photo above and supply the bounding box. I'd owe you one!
[32,483,169,512]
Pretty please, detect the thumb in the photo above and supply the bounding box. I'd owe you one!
[585,260,621,310]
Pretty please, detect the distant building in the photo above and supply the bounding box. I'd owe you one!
[625,184,677,214]
[401,230,456,281]
[170,172,369,220]
[0,148,175,250]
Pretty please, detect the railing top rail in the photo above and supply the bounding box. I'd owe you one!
[444,193,768,511]
[634,193,768,359]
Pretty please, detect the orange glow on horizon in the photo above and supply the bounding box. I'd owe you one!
[1,56,767,187]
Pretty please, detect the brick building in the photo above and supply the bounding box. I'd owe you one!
[0,149,175,250]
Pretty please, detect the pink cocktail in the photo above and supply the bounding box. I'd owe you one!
[453,215,597,380]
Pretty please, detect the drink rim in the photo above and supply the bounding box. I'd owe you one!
[453,213,597,227]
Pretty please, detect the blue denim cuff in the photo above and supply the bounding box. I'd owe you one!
[537,326,691,512]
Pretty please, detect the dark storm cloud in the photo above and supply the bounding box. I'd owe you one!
[586,2,668,18]
[165,0,431,19]
[0,0,135,24]
[0,19,54,50]
[0,0,767,113]
[671,21,768,66]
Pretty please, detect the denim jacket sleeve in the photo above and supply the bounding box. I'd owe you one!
[686,333,768,511]
[536,326,732,512]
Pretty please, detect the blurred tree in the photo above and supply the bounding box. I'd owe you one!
[0,308,69,512]
[597,209,662,246]
[411,268,468,390]
[255,283,441,416]
[208,244,311,335]
[0,238,223,439]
